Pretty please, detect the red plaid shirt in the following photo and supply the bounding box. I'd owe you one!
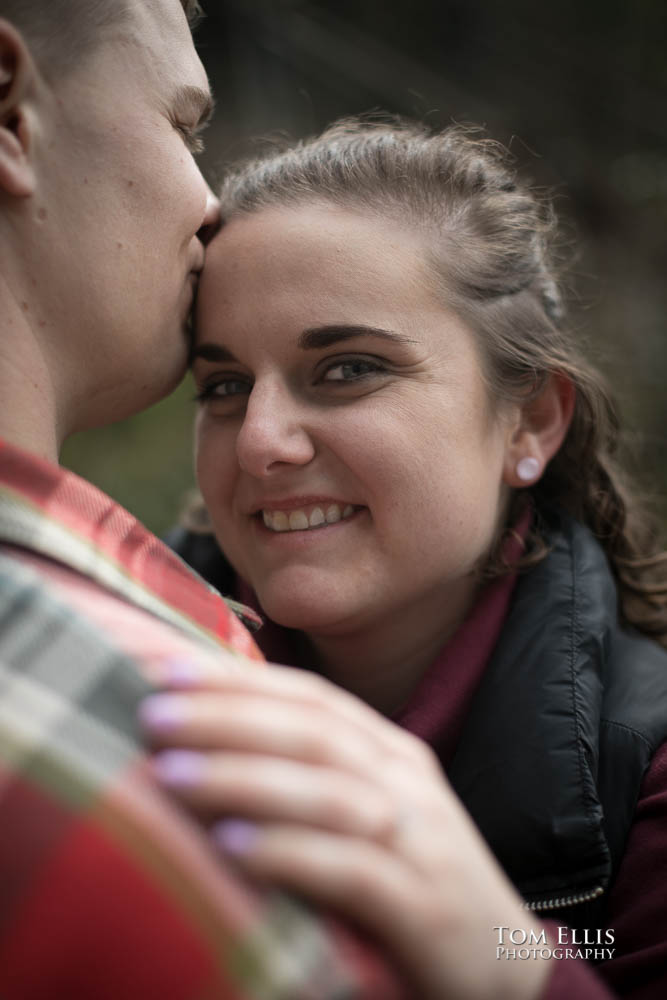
[0,440,403,1000]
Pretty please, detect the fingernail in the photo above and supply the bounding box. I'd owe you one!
[152,750,204,786]
[139,695,184,730]
[212,819,259,855]
[164,659,204,687]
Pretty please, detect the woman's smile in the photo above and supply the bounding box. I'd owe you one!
[260,502,359,532]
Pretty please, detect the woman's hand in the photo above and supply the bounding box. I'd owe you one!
[140,659,553,1000]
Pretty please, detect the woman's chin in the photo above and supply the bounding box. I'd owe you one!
[254,583,352,633]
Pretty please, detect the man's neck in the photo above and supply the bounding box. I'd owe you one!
[0,369,61,462]
[0,291,63,462]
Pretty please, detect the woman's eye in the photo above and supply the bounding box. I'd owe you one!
[322,359,385,382]
[195,379,250,402]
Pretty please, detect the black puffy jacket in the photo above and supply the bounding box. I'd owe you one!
[169,509,667,929]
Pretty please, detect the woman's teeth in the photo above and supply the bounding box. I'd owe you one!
[262,504,355,533]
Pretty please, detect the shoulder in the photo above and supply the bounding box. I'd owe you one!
[518,509,667,732]
[165,525,235,594]
[0,551,224,993]
[517,510,666,664]
[519,509,619,624]
[0,551,398,998]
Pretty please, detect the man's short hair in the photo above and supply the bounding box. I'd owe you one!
[1,0,203,79]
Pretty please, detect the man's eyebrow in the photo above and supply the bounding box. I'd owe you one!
[191,343,238,363]
[298,325,416,350]
[172,84,215,128]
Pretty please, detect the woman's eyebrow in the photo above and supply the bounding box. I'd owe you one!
[191,326,415,363]
[191,343,238,363]
[298,325,416,349]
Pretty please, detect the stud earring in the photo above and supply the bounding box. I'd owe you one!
[516,456,541,482]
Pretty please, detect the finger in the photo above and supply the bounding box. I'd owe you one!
[138,650,259,693]
[212,821,550,1000]
[150,749,397,839]
[213,819,419,935]
[148,739,463,886]
[140,689,423,790]
[140,690,381,767]
[210,819,440,990]
[150,655,429,761]
[140,690,448,821]
[142,664,442,776]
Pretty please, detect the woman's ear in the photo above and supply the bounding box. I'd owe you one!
[0,18,37,199]
[503,373,576,488]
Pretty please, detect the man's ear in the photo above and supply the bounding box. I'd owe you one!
[502,373,576,487]
[0,18,37,198]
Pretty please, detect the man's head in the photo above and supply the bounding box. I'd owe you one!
[0,1,203,80]
[0,0,218,453]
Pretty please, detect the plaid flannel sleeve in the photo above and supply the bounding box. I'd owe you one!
[0,554,403,1000]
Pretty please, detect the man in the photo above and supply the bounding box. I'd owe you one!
[0,2,401,996]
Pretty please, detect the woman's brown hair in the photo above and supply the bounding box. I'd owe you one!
[192,117,667,645]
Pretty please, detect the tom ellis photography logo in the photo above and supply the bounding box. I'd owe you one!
[494,925,616,961]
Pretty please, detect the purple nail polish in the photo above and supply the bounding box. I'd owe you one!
[164,659,203,687]
[212,819,259,855]
[152,750,204,786]
[139,695,183,729]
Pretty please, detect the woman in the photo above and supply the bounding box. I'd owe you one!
[142,121,667,999]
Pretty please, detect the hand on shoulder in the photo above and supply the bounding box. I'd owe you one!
[140,660,553,1000]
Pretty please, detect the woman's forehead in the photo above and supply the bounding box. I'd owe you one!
[203,203,441,309]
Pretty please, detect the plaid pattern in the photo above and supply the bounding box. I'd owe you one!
[0,441,402,1000]
[0,442,263,653]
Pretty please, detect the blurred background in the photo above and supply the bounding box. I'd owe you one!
[62,0,667,534]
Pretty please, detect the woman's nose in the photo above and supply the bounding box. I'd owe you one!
[235,383,315,478]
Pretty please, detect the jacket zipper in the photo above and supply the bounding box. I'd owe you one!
[523,885,604,912]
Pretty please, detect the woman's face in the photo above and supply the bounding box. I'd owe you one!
[193,203,520,637]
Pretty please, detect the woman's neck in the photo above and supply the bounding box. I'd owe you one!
[298,575,478,716]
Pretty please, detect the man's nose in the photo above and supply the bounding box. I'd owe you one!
[197,185,221,246]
